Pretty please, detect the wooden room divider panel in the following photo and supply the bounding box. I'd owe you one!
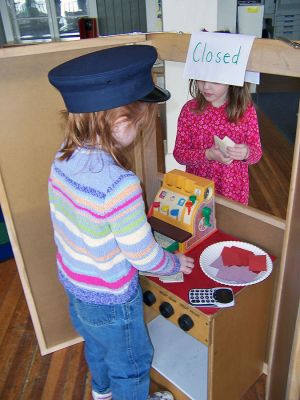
[0,33,299,399]
[0,34,149,355]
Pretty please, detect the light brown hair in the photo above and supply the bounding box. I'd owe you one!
[58,101,157,169]
[189,80,252,123]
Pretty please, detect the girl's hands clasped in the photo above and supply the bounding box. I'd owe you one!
[226,144,249,161]
[205,145,232,164]
[177,253,195,274]
[206,143,249,164]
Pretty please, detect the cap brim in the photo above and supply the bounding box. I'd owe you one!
[140,85,171,103]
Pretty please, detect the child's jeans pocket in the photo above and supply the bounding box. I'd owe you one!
[72,297,117,327]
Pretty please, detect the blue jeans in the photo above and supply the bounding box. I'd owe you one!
[67,285,154,400]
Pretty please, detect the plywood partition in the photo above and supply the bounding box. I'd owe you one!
[0,51,79,354]
[146,34,300,400]
[266,103,300,400]
[0,33,300,399]
[0,34,149,354]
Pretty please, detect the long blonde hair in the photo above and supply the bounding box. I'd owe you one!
[58,102,157,169]
[189,80,252,123]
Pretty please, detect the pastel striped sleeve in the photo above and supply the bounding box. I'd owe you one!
[104,174,180,275]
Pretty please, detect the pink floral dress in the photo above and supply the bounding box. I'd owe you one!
[173,99,262,205]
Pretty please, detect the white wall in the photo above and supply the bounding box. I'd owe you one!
[146,0,163,32]
[218,0,238,34]
[161,0,237,171]
[162,0,219,32]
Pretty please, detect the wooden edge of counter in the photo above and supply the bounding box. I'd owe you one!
[215,196,286,230]
[1,32,300,79]
[0,34,147,58]
[146,33,300,78]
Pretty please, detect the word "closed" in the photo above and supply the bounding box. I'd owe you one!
[193,42,241,65]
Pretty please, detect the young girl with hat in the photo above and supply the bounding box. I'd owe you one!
[48,45,194,400]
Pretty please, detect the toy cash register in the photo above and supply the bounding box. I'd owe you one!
[148,169,217,253]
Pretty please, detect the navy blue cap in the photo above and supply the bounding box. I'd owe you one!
[48,45,170,113]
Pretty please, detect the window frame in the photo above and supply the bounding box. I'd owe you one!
[0,0,98,43]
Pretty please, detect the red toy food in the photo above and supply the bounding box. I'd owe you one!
[248,254,267,272]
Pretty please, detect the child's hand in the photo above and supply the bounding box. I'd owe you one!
[206,145,232,164]
[177,253,195,274]
[226,144,249,161]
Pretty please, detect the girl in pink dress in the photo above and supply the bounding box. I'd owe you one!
[173,80,262,205]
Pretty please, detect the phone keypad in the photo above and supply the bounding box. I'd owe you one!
[188,288,235,308]
[189,289,215,305]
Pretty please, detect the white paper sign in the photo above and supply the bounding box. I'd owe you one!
[183,32,255,86]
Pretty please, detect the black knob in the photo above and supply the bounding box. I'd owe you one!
[143,290,156,306]
[178,314,194,331]
[159,302,174,318]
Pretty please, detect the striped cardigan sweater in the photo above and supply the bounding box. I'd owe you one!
[48,147,180,304]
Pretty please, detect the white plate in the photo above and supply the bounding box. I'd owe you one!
[199,241,273,286]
